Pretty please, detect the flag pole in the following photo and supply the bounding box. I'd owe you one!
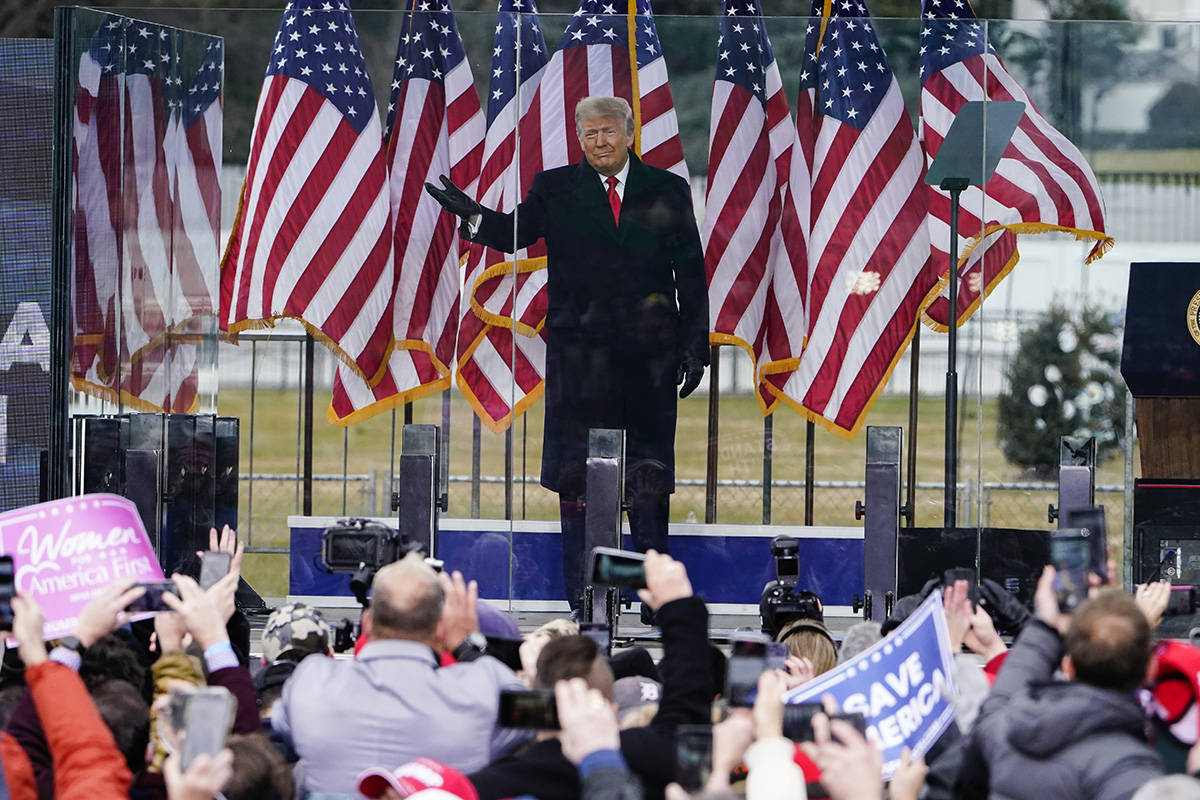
[904,325,920,526]
[626,0,641,154]
[804,421,814,525]
[303,334,314,515]
[705,344,720,523]
[943,180,968,529]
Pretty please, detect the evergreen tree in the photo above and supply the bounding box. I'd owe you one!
[997,305,1126,477]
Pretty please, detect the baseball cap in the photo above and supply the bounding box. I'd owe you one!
[357,758,479,800]
[476,602,521,640]
[612,675,662,724]
[261,603,331,663]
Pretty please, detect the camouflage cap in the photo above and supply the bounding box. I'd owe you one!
[261,602,331,663]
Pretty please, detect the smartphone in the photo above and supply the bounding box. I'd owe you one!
[484,636,523,672]
[591,547,647,590]
[0,556,13,628]
[1051,529,1092,612]
[784,707,867,742]
[944,567,979,610]
[198,551,231,591]
[126,580,178,613]
[781,702,824,742]
[580,622,612,658]
[497,689,559,730]
[726,637,769,707]
[1063,506,1108,583]
[1165,585,1195,617]
[168,687,235,769]
[675,724,713,792]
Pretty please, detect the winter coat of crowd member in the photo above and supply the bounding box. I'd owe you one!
[2,592,132,798]
[958,567,1165,800]
[468,551,713,800]
[272,552,530,795]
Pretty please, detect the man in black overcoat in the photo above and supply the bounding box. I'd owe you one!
[427,96,708,611]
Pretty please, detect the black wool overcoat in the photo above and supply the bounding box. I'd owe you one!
[470,152,709,497]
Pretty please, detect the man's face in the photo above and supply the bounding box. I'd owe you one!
[578,114,634,177]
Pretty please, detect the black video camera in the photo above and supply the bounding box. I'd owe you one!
[320,518,423,573]
[320,518,427,607]
[759,535,824,638]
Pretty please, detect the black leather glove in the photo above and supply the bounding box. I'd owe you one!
[979,577,1032,632]
[423,174,481,220]
[676,356,705,399]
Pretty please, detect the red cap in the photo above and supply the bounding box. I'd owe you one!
[356,758,480,800]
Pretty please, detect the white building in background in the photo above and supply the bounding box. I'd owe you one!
[1010,0,1200,21]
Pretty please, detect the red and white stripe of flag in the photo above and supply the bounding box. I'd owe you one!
[71,48,122,397]
[166,92,222,330]
[775,80,939,436]
[220,77,394,385]
[329,30,485,424]
[455,33,549,432]
[121,67,171,366]
[921,51,1111,329]
[703,45,804,411]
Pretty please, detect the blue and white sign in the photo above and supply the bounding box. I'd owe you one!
[783,591,958,779]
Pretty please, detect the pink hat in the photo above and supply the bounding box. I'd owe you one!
[356,758,479,800]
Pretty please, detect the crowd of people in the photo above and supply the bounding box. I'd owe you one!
[3,525,1200,800]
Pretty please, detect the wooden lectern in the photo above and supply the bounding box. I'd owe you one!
[1120,262,1200,478]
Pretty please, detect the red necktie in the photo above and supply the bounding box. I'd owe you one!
[606,176,621,225]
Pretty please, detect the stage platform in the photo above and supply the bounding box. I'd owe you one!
[285,515,865,616]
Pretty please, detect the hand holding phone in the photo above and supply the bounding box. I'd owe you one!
[198,551,232,591]
[675,724,713,792]
[590,547,647,589]
[1062,506,1108,583]
[1051,529,1092,612]
[167,687,236,769]
[943,567,978,610]
[726,637,769,707]
[126,580,179,613]
[781,705,867,743]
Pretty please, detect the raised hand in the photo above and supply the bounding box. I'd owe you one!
[424,175,481,219]
[636,550,693,612]
[74,578,147,647]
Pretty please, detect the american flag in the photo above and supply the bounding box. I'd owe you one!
[71,15,124,398]
[70,17,221,414]
[119,340,200,413]
[457,0,689,432]
[121,21,177,376]
[165,37,223,335]
[919,0,1111,330]
[540,0,687,180]
[702,0,806,412]
[455,0,550,432]
[770,0,939,436]
[220,1,394,386]
[329,0,485,424]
